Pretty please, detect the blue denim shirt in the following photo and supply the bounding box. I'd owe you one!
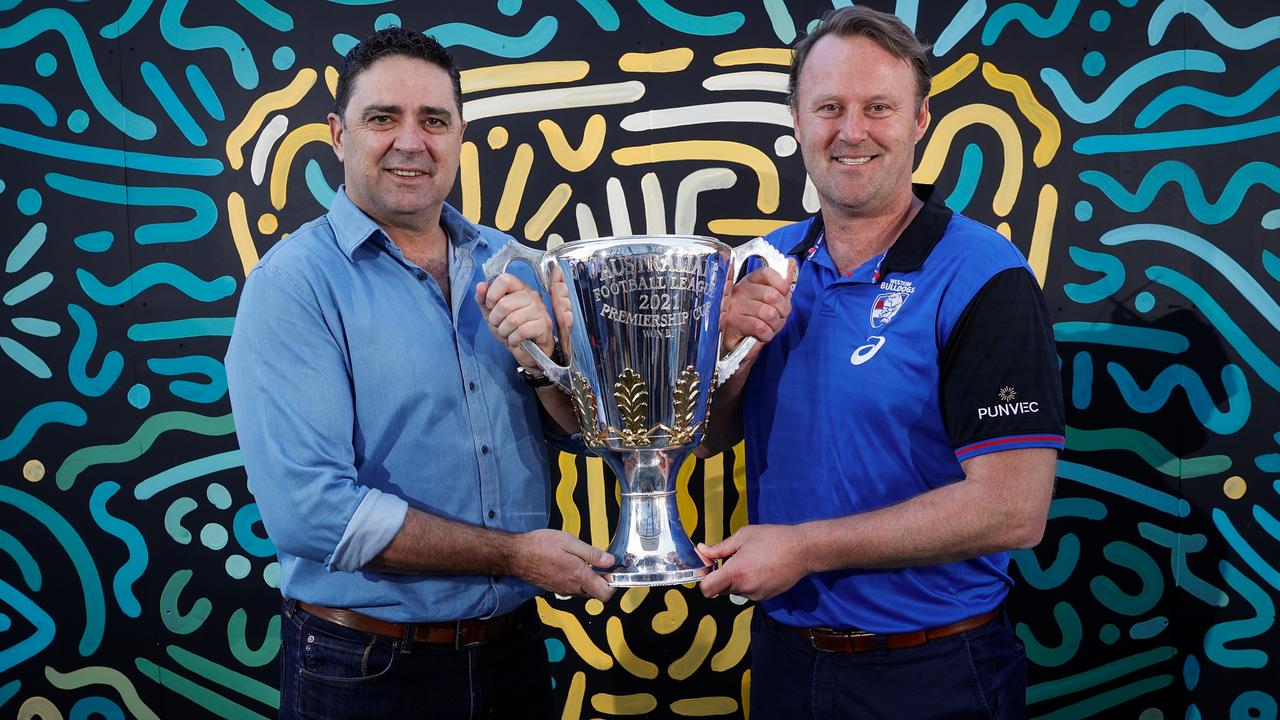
[226,187,556,623]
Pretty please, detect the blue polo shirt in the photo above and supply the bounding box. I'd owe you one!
[742,185,1065,633]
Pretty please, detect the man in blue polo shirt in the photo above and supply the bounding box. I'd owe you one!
[226,27,613,720]
[697,7,1064,719]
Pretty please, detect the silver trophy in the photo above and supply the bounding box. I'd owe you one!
[484,235,787,586]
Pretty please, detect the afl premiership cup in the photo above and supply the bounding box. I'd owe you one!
[484,235,787,586]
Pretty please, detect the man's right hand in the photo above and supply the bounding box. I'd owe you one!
[513,529,616,602]
[721,261,795,362]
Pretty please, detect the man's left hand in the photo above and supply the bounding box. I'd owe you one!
[475,273,553,368]
[697,524,811,601]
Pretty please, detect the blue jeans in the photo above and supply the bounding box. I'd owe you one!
[279,599,554,720]
[750,611,1027,720]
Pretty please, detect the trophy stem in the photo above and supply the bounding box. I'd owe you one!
[598,449,713,587]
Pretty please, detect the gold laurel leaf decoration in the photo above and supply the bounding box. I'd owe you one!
[572,372,606,447]
[668,365,702,446]
[614,368,650,446]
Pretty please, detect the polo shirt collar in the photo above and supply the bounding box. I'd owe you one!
[786,183,952,278]
[327,185,487,261]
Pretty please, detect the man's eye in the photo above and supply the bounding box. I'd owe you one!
[425,117,445,127]
[371,116,392,124]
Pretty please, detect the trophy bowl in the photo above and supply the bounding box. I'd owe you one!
[485,235,787,586]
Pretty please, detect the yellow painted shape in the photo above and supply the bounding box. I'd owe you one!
[669,615,717,680]
[714,48,791,67]
[914,104,1023,217]
[591,693,657,716]
[585,599,605,616]
[23,459,44,482]
[561,671,586,720]
[730,442,748,533]
[539,115,606,172]
[324,66,337,97]
[460,141,481,223]
[46,665,160,720]
[586,456,609,549]
[17,697,62,719]
[606,616,660,679]
[227,192,259,277]
[525,183,573,242]
[707,219,795,237]
[487,125,509,150]
[982,62,1061,167]
[620,587,650,614]
[741,669,751,720]
[563,666,586,717]
[1225,475,1247,499]
[997,222,1012,239]
[461,60,590,94]
[227,68,318,169]
[555,451,581,536]
[652,588,688,635]
[537,599,613,670]
[495,143,534,232]
[711,606,754,671]
[613,141,780,213]
[1027,184,1058,288]
[677,454,698,538]
[703,453,724,546]
[931,53,979,96]
[269,123,332,210]
[257,213,278,235]
[670,696,740,716]
[619,48,694,73]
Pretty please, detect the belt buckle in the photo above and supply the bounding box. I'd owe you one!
[453,619,484,650]
[808,627,874,652]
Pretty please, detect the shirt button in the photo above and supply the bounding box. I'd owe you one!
[488,510,496,519]
[469,382,476,391]
[416,271,427,281]
[481,445,489,454]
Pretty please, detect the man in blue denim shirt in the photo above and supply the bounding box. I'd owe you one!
[225,27,612,719]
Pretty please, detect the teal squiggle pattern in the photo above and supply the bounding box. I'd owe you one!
[1204,560,1272,669]
[1012,533,1080,590]
[1090,541,1164,616]
[1137,67,1280,129]
[0,84,56,127]
[1063,247,1125,303]
[1138,524,1229,607]
[0,485,104,656]
[0,528,42,591]
[185,65,225,121]
[982,0,1081,45]
[139,61,207,146]
[933,0,986,56]
[0,401,86,462]
[135,450,244,500]
[128,317,235,342]
[100,0,155,39]
[88,482,148,619]
[0,579,55,675]
[76,265,237,306]
[1106,362,1250,435]
[0,126,223,175]
[147,355,229,404]
[1148,0,1280,50]
[67,303,123,398]
[234,0,293,32]
[46,173,219,245]
[159,0,259,89]
[575,0,620,32]
[426,16,559,58]
[8,222,47,274]
[1053,322,1188,354]
[1083,163,1280,225]
[0,8,156,139]
[944,143,983,213]
[1016,601,1081,668]
[635,0,744,36]
[1212,510,1280,595]
[1041,50,1225,124]
[1146,266,1280,392]
[1074,115,1280,155]
[1057,460,1190,516]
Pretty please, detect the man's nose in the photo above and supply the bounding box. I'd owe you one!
[392,123,428,152]
[837,112,869,144]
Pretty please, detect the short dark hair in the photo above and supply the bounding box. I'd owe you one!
[788,6,932,108]
[333,26,463,120]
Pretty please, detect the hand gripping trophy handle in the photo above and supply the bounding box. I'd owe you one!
[481,242,571,391]
[715,237,791,385]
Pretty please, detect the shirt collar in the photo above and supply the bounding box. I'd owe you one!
[786,183,952,278]
[327,185,487,261]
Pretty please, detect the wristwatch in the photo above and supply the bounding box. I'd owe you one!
[516,341,565,388]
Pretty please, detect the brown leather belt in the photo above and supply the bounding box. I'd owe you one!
[786,607,1002,653]
[296,600,517,648]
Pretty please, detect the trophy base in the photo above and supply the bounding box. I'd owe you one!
[599,562,713,587]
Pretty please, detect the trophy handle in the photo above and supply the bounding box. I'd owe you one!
[481,242,572,391]
[715,237,790,385]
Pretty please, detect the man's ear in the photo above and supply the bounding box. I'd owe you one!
[327,112,345,162]
[915,96,930,142]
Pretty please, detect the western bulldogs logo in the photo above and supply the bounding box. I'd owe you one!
[870,292,907,328]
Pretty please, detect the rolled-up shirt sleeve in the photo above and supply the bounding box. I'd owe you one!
[226,262,406,572]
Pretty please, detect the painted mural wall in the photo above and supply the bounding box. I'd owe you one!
[2,1,1277,718]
